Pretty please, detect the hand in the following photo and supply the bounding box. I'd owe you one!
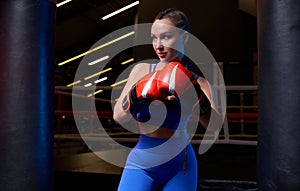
[121,70,165,122]
[159,61,211,116]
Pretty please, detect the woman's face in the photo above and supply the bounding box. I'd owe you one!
[151,18,187,62]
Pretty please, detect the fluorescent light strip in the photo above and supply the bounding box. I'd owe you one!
[102,1,139,20]
[88,56,109,66]
[94,77,108,84]
[84,83,93,88]
[58,31,135,66]
[88,89,103,97]
[56,0,72,7]
[66,80,81,87]
[66,69,111,87]
[111,79,128,87]
[121,58,134,65]
[84,68,112,81]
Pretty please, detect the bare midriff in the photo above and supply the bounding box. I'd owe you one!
[139,124,186,139]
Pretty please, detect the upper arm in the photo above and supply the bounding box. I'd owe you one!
[113,63,148,123]
[197,77,217,111]
[116,63,147,103]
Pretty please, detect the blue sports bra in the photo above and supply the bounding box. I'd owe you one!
[149,62,158,73]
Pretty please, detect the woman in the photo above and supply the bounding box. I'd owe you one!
[113,8,218,191]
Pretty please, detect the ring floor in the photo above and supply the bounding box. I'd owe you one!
[54,142,258,191]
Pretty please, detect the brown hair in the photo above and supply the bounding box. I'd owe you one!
[155,8,189,31]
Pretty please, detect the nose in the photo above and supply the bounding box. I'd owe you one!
[154,39,163,49]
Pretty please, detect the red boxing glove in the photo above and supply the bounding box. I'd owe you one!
[122,70,170,122]
[122,70,163,113]
[135,70,166,100]
[122,61,211,119]
[158,61,196,97]
[123,61,196,113]
[159,61,211,116]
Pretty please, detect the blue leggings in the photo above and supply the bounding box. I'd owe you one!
[117,135,198,191]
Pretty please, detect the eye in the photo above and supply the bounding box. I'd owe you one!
[162,34,171,40]
[151,35,157,43]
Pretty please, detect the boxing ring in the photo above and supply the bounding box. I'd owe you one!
[54,85,258,144]
[1,1,299,190]
[54,85,259,191]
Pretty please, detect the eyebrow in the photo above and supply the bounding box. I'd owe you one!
[151,31,173,37]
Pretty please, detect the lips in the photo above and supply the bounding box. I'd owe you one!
[157,52,167,58]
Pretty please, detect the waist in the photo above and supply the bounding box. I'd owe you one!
[139,124,188,139]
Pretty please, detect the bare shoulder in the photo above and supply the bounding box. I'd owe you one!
[197,76,214,97]
[129,62,150,79]
[131,62,149,71]
[197,76,210,88]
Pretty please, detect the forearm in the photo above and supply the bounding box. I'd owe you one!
[198,107,211,128]
[200,107,223,133]
[113,99,132,124]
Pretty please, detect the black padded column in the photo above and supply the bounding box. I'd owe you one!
[258,0,300,190]
[0,0,56,190]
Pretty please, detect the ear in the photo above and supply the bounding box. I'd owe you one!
[183,32,189,45]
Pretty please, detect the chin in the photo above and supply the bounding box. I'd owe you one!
[162,56,181,63]
[158,57,168,62]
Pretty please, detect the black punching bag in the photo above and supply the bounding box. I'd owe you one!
[258,0,300,190]
[0,0,56,190]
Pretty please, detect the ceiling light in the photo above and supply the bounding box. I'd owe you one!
[56,0,72,7]
[102,1,139,20]
[66,80,81,87]
[121,58,134,65]
[84,83,93,88]
[88,56,109,66]
[94,77,108,84]
[58,31,134,66]
[84,68,112,81]
[66,69,111,87]
[88,89,103,97]
[111,79,128,87]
